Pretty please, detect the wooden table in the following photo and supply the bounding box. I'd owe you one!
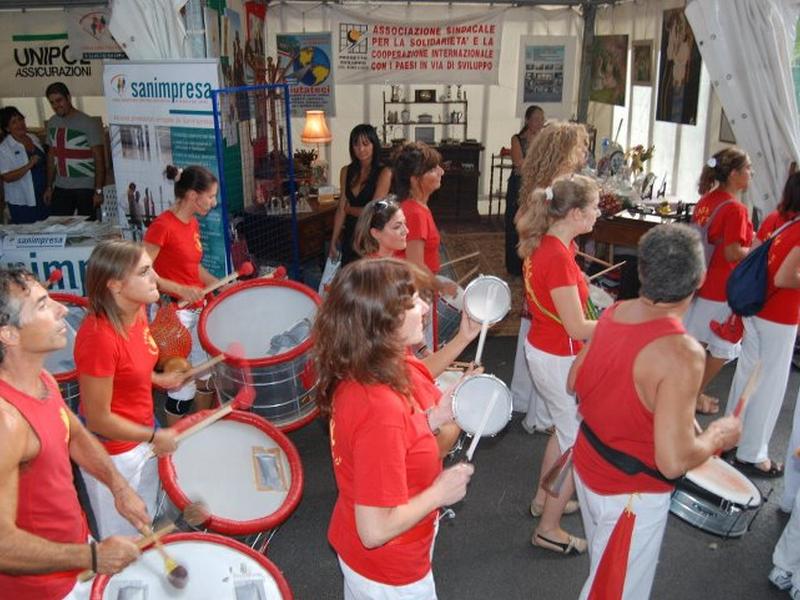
[587,210,686,262]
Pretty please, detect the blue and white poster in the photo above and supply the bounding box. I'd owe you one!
[277,32,335,117]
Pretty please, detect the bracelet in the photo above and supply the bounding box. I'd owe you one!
[148,428,156,444]
[90,541,97,573]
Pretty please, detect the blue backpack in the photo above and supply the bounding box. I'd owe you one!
[727,216,800,316]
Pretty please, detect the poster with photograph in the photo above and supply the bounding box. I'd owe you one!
[589,35,628,106]
[244,1,266,84]
[517,36,577,119]
[103,60,229,277]
[66,7,126,60]
[656,8,702,125]
[277,32,335,117]
[632,40,653,86]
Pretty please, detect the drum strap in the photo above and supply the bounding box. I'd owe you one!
[580,421,678,485]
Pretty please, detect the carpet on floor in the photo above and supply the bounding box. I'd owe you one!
[439,230,522,337]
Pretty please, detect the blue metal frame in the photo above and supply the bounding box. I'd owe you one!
[210,82,300,280]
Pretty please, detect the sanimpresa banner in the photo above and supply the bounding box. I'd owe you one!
[330,6,502,84]
[0,10,104,97]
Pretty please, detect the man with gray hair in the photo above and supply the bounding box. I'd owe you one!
[567,224,741,599]
[0,267,145,599]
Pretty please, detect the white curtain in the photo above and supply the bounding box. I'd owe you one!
[108,0,190,60]
[686,0,800,216]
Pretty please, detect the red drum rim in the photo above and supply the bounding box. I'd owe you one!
[158,410,304,536]
[90,531,294,599]
[49,293,88,383]
[198,278,321,367]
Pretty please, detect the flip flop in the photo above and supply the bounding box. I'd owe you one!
[532,532,587,556]
[695,393,720,415]
[732,457,784,478]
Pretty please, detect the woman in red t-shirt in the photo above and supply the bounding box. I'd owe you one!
[143,164,219,425]
[726,172,800,479]
[516,175,599,556]
[76,240,185,537]
[314,258,476,598]
[352,197,408,258]
[683,147,753,415]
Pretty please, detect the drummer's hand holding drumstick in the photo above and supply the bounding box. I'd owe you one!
[150,428,178,456]
[431,462,475,507]
[93,537,141,575]
[110,480,151,533]
[702,415,741,453]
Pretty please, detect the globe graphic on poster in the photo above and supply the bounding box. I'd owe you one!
[293,46,330,86]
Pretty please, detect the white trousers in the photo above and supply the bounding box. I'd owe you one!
[512,317,552,429]
[726,316,797,464]
[783,385,800,512]
[339,558,437,600]
[683,296,741,360]
[80,442,158,538]
[774,488,800,590]
[168,307,211,401]
[575,472,671,600]
[524,341,579,451]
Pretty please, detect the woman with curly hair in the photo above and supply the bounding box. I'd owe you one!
[314,258,476,598]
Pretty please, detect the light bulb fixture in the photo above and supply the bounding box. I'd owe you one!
[300,110,332,187]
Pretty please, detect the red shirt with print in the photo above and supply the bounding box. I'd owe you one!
[524,235,589,356]
[398,199,441,273]
[327,354,442,585]
[757,212,800,324]
[692,189,753,301]
[75,309,159,454]
[144,210,204,294]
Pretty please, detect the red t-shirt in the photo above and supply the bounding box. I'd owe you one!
[327,354,443,585]
[0,373,89,600]
[144,210,204,294]
[398,199,441,273]
[757,213,800,324]
[524,235,588,356]
[692,189,753,301]
[573,304,686,494]
[75,309,159,454]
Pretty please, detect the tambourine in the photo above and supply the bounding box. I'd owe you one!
[462,275,511,325]
[451,374,513,438]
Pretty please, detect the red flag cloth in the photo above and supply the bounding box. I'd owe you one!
[588,505,636,600]
[710,314,744,343]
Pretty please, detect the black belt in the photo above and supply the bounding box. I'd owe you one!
[579,421,678,486]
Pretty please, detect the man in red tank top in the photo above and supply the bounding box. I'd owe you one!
[0,268,147,599]
[568,225,741,599]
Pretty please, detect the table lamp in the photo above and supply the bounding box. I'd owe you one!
[300,110,332,189]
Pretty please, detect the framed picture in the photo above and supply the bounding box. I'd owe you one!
[517,35,578,119]
[414,126,436,144]
[632,40,653,86]
[656,8,703,124]
[719,110,736,143]
[589,34,629,106]
[414,89,436,103]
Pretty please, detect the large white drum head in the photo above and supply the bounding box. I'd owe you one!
[93,534,290,599]
[463,276,511,324]
[452,374,512,437]
[436,276,464,310]
[170,420,292,523]
[685,456,761,508]
[202,283,317,360]
[44,299,87,379]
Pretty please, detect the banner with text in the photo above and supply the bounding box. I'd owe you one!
[277,32,335,117]
[331,7,502,84]
[103,60,229,277]
[0,10,104,97]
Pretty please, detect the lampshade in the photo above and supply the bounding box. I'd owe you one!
[301,110,332,144]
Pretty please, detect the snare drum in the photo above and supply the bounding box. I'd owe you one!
[199,279,321,431]
[435,276,464,348]
[670,456,762,538]
[91,532,293,599]
[158,410,303,543]
[451,374,513,437]
[46,293,88,413]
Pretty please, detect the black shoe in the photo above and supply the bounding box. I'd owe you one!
[732,457,784,478]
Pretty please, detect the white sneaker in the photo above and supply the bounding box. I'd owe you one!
[768,566,793,591]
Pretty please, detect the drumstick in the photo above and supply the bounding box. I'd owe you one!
[576,250,612,268]
[440,251,480,269]
[45,268,63,289]
[732,362,762,418]
[588,261,626,282]
[473,284,497,366]
[456,265,480,286]
[177,261,255,308]
[182,354,226,379]
[175,385,255,442]
[465,388,499,461]
[140,525,188,589]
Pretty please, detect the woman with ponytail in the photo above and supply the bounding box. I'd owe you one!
[683,147,753,416]
[516,174,599,556]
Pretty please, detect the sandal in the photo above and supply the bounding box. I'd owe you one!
[532,531,587,556]
[695,393,720,415]
[732,457,784,478]
[530,498,579,518]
